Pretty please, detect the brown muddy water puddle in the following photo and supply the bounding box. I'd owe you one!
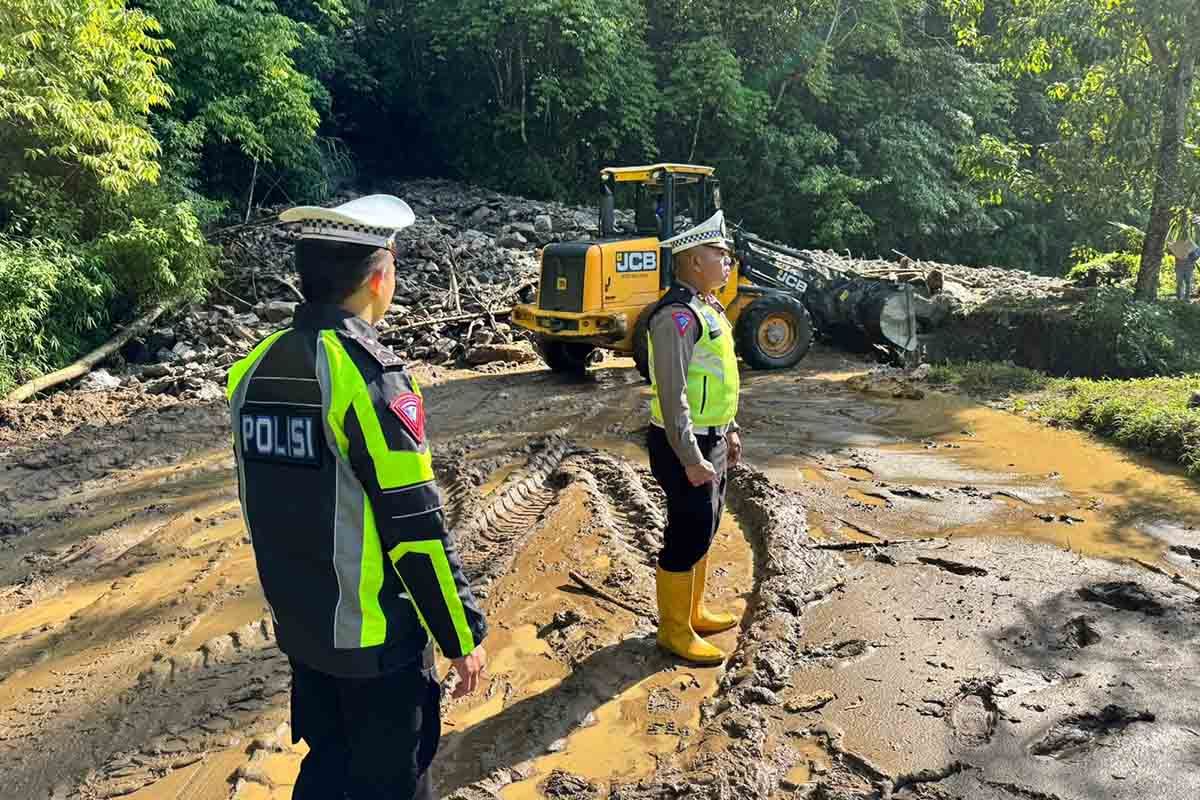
[885,391,1200,564]
[740,363,1200,568]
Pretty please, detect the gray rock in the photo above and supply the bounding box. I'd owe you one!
[228,323,258,342]
[78,369,122,393]
[498,231,528,248]
[171,342,198,362]
[190,382,225,403]
[262,301,297,323]
[534,214,554,234]
[433,339,457,361]
[141,363,173,379]
[146,327,177,352]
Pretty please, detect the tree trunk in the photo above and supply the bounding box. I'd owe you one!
[3,304,168,404]
[1136,52,1196,300]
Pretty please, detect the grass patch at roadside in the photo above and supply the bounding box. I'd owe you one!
[926,362,1051,396]
[927,362,1200,476]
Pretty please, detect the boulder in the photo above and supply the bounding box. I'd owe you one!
[465,342,538,366]
[78,369,122,393]
[262,301,297,323]
[498,231,528,249]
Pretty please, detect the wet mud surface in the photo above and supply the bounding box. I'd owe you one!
[1,348,1198,799]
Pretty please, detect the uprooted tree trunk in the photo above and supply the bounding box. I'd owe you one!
[2,304,169,404]
[1135,38,1197,301]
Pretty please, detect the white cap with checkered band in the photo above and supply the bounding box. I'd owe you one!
[279,194,416,248]
[659,209,732,254]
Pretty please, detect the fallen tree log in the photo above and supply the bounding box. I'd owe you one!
[379,309,511,341]
[3,303,169,404]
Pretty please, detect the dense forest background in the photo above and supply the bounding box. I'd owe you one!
[1,0,1198,390]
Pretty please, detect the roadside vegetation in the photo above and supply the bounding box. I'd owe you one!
[928,362,1200,476]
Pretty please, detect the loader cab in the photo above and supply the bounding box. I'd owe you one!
[598,164,722,289]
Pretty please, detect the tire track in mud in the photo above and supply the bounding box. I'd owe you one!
[4,421,823,800]
[444,434,576,594]
[434,445,685,800]
[607,466,857,800]
[75,620,290,800]
[0,522,264,799]
[23,434,596,799]
[577,453,667,566]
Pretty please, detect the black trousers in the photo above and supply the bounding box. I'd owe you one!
[289,655,442,800]
[647,425,728,572]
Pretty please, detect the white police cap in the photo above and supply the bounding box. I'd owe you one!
[660,210,732,254]
[279,194,416,248]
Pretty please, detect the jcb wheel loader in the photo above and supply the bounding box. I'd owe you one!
[510,163,814,380]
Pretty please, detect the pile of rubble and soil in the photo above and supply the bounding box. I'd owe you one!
[5,178,1096,408]
[42,180,600,405]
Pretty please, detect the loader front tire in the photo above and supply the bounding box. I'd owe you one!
[538,338,595,374]
[735,294,813,370]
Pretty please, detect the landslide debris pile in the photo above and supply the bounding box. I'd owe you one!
[12,179,1071,403]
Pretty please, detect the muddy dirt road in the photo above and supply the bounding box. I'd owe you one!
[2,349,1199,800]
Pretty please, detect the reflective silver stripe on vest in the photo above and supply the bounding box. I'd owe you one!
[316,334,370,650]
[230,339,279,627]
[690,347,726,381]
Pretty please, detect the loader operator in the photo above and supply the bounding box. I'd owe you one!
[645,209,743,666]
[226,195,487,800]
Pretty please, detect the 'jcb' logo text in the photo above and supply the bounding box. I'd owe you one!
[616,251,657,273]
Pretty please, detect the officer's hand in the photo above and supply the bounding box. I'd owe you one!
[450,645,487,698]
[727,431,742,467]
[685,460,717,487]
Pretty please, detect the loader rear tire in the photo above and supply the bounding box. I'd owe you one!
[735,294,813,370]
[538,338,595,374]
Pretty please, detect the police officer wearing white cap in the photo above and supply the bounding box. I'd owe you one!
[645,209,742,666]
[227,195,488,799]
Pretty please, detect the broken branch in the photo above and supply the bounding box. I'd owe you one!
[806,537,940,551]
[567,571,654,619]
[380,309,511,340]
[1130,557,1200,594]
[260,274,305,303]
[3,303,169,404]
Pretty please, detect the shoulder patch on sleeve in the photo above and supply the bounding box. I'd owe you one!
[671,310,694,336]
[388,392,425,442]
[340,332,405,369]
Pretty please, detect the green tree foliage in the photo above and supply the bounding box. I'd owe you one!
[326,0,659,197]
[948,0,1200,294]
[0,236,111,392]
[0,0,169,199]
[141,0,324,202]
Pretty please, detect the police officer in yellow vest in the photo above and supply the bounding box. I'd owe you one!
[646,209,742,665]
[227,196,487,799]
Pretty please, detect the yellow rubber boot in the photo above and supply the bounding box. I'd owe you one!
[656,566,725,664]
[690,555,738,635]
